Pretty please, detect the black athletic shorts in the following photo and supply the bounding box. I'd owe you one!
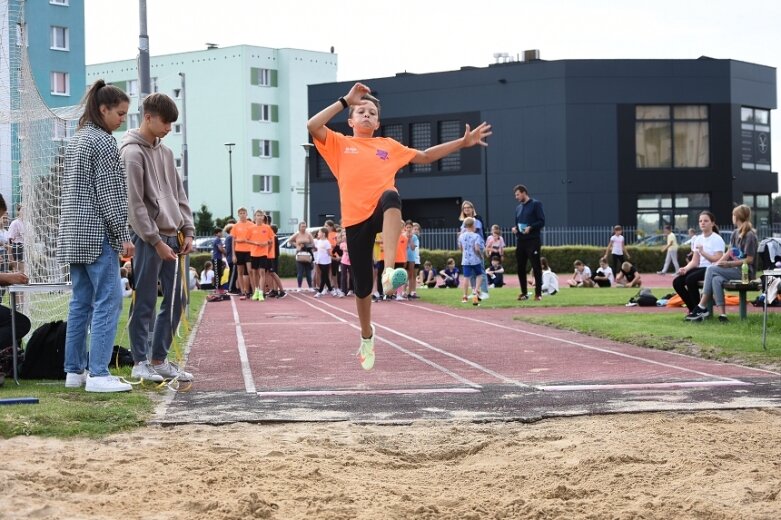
[345,190,402,298]
[235,251,251,266]
[250,256,268,270]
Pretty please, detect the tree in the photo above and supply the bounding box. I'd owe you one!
[773,194,781,224]
[193,203,214,236]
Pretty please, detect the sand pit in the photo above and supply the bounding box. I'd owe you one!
[1,409,780,519]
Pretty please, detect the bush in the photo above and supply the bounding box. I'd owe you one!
[418,246,690,275]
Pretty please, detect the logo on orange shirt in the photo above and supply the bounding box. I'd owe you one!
[376,149,389,160]
[344,146,359,154]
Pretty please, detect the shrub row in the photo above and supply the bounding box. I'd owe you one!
[189,246,690,279]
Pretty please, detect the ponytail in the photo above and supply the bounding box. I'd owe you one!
[78,79,130,132]
[732,204,754,238]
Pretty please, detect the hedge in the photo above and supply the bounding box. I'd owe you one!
[189,245,690,278]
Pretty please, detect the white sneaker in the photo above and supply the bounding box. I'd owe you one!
[152,361,193,382]
[479,292,490,300]
[64,371,88,388]
[131,361,164,382]
[346,290,354,296]
[314,291,322,299]
[85,375,132,393]
[336,290,345,298]
[395,294,406,301]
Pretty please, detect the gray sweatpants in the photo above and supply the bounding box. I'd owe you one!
[128,233,183,363]
[701,265,741,307]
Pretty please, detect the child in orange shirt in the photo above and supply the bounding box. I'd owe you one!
[308,82,491,370]
[230,207,254,300]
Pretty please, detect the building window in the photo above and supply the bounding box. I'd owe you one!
[635,105,709,168]
[50,0,69,5]
[151,77,159,93]
[636,192,710,234]
[740,107,771,171]
[250,67,277,87]
[438,120,462,171]
[173,124,182,134]
[251,103,278,122]
[127,79,138,97]
[175,157,182,169]
[253,175,272,193]
[252,139,278,158]
[410,122,431,173]
[52,119,73,140]
[743,193,772,227]
[50,26,69,50]
[50,71,69,95]
[127,114,140,130]
[382,123,404,143]
[15,23,28,47]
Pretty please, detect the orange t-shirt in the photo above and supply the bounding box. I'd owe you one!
[395,233,408,265]
[249,224,272,258]
[231,220,254,253]
[314,128,417,227]
[267,229,277,260]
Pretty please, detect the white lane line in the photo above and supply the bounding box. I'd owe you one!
[404,304,752,383]
[256,387,480,397]
[289,294,482,388]
[301,295,530,388]
[539,380,753,392]
[230,296,256,394]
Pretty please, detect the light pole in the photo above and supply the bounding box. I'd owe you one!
[224,142,236,218]
[300,143,314,224]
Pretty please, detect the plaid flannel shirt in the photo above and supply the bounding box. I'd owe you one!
[58,122,131,265]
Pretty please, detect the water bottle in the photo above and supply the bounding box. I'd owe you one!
[741,260,749,283]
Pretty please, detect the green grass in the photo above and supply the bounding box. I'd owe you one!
[518,312,781,369]
[415,284,679,308]
[417,284,781,369]
[0,291,206,438]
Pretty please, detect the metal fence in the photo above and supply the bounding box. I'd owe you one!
[194,224,781,252]
[416,224,781,250]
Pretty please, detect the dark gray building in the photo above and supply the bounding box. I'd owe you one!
[307,57,777,233]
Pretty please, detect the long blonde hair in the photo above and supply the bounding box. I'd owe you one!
[732,204,754,238]
[459,200,477,221]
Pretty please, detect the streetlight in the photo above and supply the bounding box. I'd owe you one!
[224,142,235,218]
[300,143,314,224]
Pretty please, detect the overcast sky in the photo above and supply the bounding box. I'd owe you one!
[85,0,780,185]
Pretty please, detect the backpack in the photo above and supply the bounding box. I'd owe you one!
[628,288,658,307]
[19,320,67,380]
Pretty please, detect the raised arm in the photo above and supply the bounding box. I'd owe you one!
[307,82,371,144]
[411,122,492,164]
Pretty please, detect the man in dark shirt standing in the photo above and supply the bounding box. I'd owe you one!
[512,184,545,301]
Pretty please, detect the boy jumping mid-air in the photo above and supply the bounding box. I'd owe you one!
[308,82,491,370]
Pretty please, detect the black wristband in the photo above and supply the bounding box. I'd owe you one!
[338,97,348,109]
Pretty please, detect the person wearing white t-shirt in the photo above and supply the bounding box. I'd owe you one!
[313,228,334,297]
[592,257,615,287]
[673,211,725,315]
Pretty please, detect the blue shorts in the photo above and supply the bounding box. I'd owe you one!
[462,263,484,278]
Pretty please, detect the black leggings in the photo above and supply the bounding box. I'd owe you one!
[516,237,543,297]
[317,264,333,292]
[673,267,706,312]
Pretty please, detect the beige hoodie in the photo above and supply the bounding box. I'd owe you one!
[120,129,194,246]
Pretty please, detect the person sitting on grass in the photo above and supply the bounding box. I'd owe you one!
[417,260,437,289]
[486,256,505,288]
[567,260,592,287]
[616,261,642,288]
[592,257,614,288]
[438,258,460,288]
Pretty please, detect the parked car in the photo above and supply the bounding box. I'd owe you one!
[194,236,218,252]
[633,233,688,247]
[279,227,324,254]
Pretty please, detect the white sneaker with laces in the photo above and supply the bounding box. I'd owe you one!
[65,371,88,388]
[85,375,132,393]
[131,361,164,382]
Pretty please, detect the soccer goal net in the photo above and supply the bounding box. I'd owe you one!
[0,0,81,330]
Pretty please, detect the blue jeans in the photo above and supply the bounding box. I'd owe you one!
[64,236,122,377]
